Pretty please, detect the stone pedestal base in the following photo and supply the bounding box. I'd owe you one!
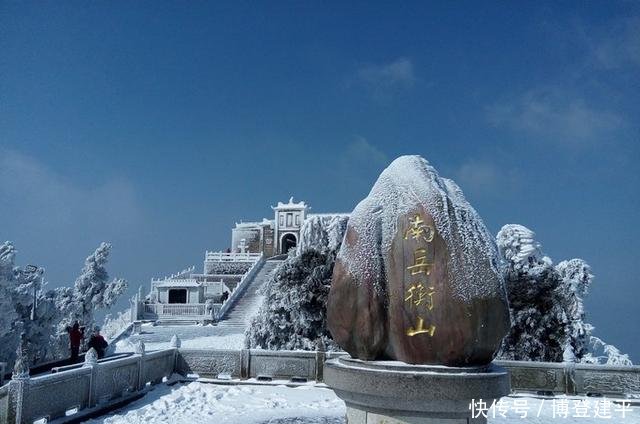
[324,357,510,424]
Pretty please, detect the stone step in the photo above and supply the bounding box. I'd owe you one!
[214,259,283,329]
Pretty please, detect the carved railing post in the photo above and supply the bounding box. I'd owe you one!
[9,341,30,424]
[241,349,250,380]
[170,335,181,375]
[83,348,99,408]
[0,362,6,386]
[565,362,577,395]
[129,296,136,323]
[134,341,146,391]
[170,334,181,349]
[315,339,326,382]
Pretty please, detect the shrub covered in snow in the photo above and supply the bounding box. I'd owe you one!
[245,248,340,351]
[297,214,349,254]
[246,213,351,351]
[496,224,631,364]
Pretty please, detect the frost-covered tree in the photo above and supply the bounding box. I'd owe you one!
[497,224,566,361]
[583,336,633,366]
[0,242,23,366]
[246,248,341,351]
[246,215,349,351]
[496,224,631,364]
[556,259,593,362]
[0,241,127,368]
[61,242,128,331]
[297,214,349,254]
[0,242,59,365]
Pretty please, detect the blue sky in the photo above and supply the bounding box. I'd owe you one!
[1,2,639,360]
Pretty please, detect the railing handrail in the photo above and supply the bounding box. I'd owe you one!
[216,253,265,321]
[2,347,177,424]
[204,251,262,262]
[151,277,199,283]
[3,346,639,424]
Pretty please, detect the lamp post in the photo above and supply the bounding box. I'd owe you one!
[24,265,42,321]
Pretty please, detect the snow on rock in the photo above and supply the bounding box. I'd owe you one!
[338,155,503,301]
[328,155,510,365]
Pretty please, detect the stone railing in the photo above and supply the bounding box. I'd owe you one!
[2,346,639,423]
[176,348,345,382]
[495,360,640,397]
[2,345,176,424]
[204,251,262,262]
[0,384,8,423]
[143,303,207,317]
[215,254,265,321]
[177,349,640,398]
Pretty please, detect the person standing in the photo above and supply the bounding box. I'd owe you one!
[87,327,109,359]
[66,321,84,362]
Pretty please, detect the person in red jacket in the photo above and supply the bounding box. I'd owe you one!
[88,327,109,359]
[66,321,84,362]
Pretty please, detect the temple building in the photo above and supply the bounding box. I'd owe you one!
[231,197,308,256]
[136,197,348,322]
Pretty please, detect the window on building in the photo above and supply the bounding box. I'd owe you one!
[279,214,284,226]
[295,214,300,226]
[286,213,293,226]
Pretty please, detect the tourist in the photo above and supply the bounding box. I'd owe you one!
[220,291,229,303]
[88,327,109,359]
[66,321,84,362]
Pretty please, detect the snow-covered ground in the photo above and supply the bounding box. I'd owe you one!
[85,381,345,424]
[85,380,640,424]
[113,323,246,353]
[114,332,245,352]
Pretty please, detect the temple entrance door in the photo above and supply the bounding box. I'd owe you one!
[168,289,187,304]
[281,233,297,254]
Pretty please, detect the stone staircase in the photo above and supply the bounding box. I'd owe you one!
[216,259,283,332]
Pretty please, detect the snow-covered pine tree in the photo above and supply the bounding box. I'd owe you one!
[297,214,349,254]
[245,214,350,351]
[0,241,64,365]
[0,241,128,368]
[245,248,339,351]
[496,224,567,362]
[555,258,593,362]
[64,242,127,331]
[496,224,631,364]
[0,242,22,365]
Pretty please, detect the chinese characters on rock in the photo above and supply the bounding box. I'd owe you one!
[404,214,437,338]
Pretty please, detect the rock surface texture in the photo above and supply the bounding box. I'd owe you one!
[327,155,511,366]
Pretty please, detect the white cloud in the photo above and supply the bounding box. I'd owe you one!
[0,149,143,252]
[344,136,389,166]
[335,137,389,196]
[589,16,640,70]
[357,57,417,88]
[454,160,521,198]
[354,58,417,100]
[486,88,624,144]
[456,162,499,191]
